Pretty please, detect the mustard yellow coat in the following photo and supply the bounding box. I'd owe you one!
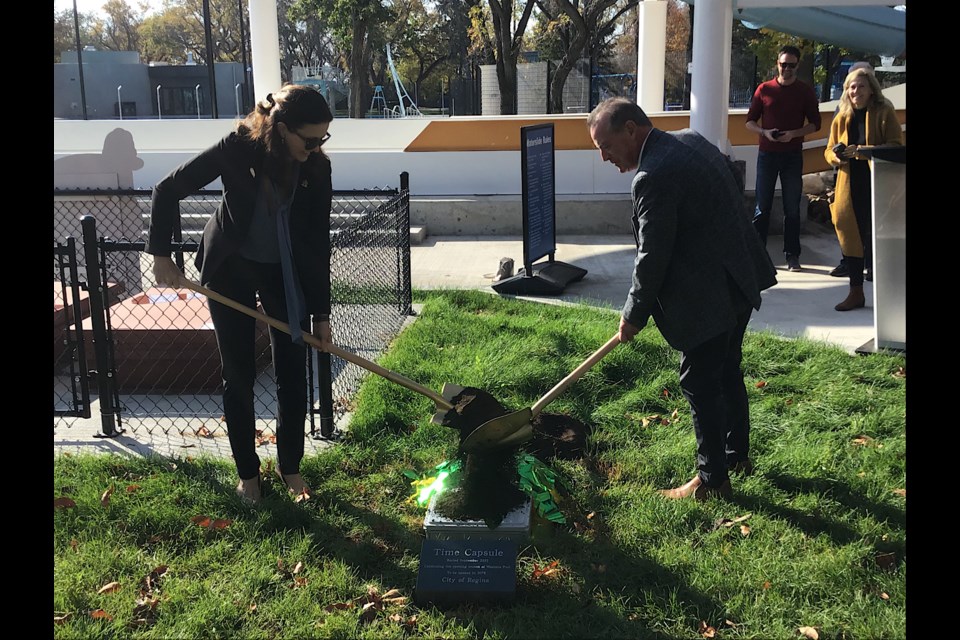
[824,103,903,257]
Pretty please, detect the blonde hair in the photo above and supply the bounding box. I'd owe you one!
[837,68,889,118]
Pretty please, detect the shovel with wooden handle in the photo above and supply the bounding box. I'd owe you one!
[460,333,622,453]
[178,280,455,421]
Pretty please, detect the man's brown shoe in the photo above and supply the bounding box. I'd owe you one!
[694,478,732,501]
[659,476,733,501]
[659,476,702,500]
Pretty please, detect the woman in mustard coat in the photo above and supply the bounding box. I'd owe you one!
[824,68,903,311]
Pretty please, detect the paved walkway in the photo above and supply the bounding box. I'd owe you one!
[54,227,882,461]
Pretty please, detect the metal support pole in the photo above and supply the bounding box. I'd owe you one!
[202,0,219,118]
[117,85,123,119]
[157,84,162,119]
[80,216,120,437]
[72,0,88,120]
[196,84,202,118]
[237,0,251,111]
[399,171,412,315]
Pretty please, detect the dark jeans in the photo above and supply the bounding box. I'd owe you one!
[753,150,803,257]
[678,307,753,488]
[206,254,309,480]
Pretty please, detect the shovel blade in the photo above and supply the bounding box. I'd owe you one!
[461,408,534,453]
[430,383,468,425]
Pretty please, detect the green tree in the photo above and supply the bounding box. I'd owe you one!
[533,0,632,113]
[292,0,392,118]
[89,0,147,53]
[277,0,337,83]
[55,8,97,62]
[485,0,537,114]
[139,0,244,64]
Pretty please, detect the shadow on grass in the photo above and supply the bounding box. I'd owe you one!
[738,471,906,556]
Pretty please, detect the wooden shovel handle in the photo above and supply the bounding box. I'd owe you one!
[180,280,453,410]
[530,333,621,416]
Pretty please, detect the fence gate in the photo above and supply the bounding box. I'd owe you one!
[53,237,92,418]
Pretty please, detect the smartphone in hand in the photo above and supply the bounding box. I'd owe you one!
[771,129,785,139]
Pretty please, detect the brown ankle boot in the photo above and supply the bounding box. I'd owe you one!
[835,285,865,311]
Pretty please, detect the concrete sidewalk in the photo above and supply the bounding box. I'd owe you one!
[55,226,879,460]
[412,226,876,354]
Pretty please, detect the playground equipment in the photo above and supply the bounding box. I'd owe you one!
[385,44,422,117]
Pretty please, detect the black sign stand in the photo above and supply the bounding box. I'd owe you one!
[492,123,587,295]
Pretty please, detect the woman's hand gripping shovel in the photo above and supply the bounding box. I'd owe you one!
[459,333,622,453]
[177,280,458,423]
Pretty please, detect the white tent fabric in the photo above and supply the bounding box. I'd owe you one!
[681,2,906,57]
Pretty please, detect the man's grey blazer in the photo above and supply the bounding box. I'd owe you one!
[622,128,778,352]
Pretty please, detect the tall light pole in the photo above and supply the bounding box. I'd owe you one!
[117,85,123,119]
[72,0,88,120]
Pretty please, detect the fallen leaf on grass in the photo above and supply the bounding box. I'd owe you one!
[190,515,211,528]
[100,485,115,507]
[586,511,596,520]
[126,484,140,493]
[892,488,906,497]
[662,389,670,398]
[323,602,354,612]
[892,366,905,378]
[292,576,308,588]
[798,626,819,639]
[880,592,890,600]
[196,426,213,438]
[740,524,751,537]
[784,398,794,405]
[755,380,767,388]
[292,562,304,574]
[97,581,121,595]
[211,519,232,529]
[90,609,113,621]
[641,415,660,428]
[671,408,679,420]
[852,436,874,446]
[724,620,738,628]
[698,620,717,637]
[54,497,76,510]
[762,581,771,590]
[54,613,72,624]
[70,539,79,552]
[532,560,560,579]
[294,489,311,503]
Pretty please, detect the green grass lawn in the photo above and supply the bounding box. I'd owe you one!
[54,290,906,639]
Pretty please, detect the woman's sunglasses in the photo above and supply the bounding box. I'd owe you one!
[292,130,331,150]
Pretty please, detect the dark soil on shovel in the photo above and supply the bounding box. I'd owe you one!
[435,387,592,526]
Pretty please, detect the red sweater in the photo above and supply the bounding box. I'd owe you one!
[746,78,822,153]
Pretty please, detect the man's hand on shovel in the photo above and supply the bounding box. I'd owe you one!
[311,317,333,351]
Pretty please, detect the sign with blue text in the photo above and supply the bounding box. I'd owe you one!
[521,123,556,270]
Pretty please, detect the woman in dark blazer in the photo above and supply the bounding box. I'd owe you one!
[145,85,334,504]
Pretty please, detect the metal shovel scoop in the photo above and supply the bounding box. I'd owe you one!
[460,333,622,453]
[179,280,456,420]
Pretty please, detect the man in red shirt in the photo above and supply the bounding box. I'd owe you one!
[745,45,822,272]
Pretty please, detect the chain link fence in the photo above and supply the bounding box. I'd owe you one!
[54,176,412,442]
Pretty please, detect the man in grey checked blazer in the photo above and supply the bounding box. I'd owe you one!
[587,98,778,500]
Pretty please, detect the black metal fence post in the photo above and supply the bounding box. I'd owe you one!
[80,215,121,437]
[316,351,335,438]
[399,171,412,316]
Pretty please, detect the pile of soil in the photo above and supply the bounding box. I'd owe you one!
[432,386,592,527]
[433,449,528,529]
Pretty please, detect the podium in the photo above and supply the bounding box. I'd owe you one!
[856,145,906,354]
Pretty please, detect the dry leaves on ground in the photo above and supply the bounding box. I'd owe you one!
[97,581,121,595]
[798,626,820,639]
[90,609,113,621]
[54,497,76,510]
[532,560,561,580]
[100,485,115,507]
[698,620,717,637]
